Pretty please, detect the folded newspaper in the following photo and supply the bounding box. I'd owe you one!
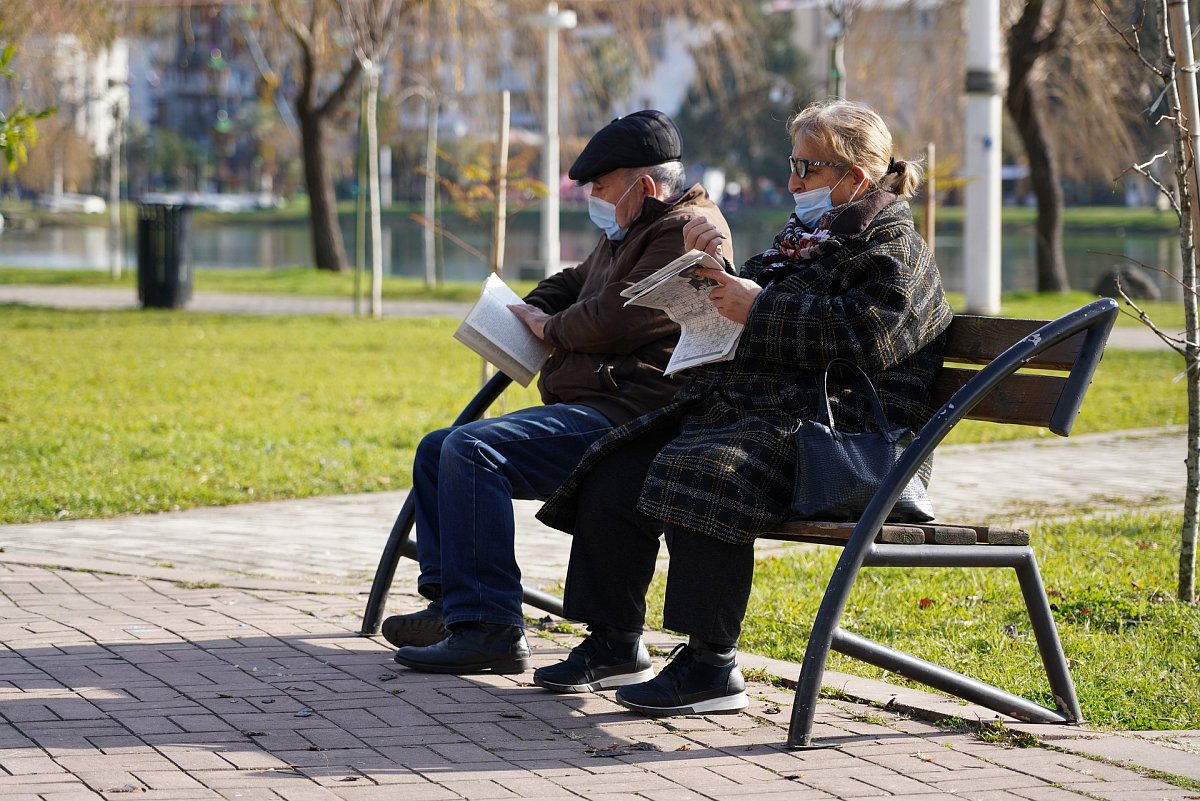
[621,249,744,375]
[454,273,551,387]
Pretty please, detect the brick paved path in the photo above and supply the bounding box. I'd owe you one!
[1,284,1195,798]
[3,561,1198,801]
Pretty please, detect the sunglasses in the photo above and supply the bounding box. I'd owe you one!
[789,157,850,178]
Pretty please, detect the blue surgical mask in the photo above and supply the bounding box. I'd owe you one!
[587,178,642,241]
[792,186,833,229]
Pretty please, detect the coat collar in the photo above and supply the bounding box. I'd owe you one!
[824,189,900,237]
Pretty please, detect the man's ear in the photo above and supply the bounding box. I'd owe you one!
[641,173,659,200]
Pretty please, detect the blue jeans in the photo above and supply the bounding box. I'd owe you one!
[411,403,613,629]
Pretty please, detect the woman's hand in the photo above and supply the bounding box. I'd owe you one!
[509,303,551,340]
[683,216,727,260]
[695,266,760,324]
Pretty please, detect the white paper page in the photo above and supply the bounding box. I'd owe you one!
[461,274,550,375]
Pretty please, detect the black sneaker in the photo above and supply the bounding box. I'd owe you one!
[393,622,531,674]
[533,630,654,693]
[381,599,450,648]
[615,643,747,716]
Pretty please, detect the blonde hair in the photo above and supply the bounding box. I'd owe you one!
[787,99,923,198]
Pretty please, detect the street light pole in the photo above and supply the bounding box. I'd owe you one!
[963,0,1002,314]
[826,1,846,100]
[528,2,576,277]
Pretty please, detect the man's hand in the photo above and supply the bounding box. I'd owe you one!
[695,266,760,324]
[509,303,551,340]
[683,216,727,260]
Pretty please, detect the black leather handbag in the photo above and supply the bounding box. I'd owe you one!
[790,358,935,523]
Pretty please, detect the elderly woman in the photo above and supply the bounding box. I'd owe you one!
[531,100,955,717]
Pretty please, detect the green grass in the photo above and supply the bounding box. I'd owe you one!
[0,307,1185,525]
[0,307,541,523]
[645,512,1200,730]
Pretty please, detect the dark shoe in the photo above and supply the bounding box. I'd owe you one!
[381,599,450,648]
[615,643,747,716]
[393,623,531,674]
[533,629,654,693]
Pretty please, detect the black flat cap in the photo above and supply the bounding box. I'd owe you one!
[568,109,682,185]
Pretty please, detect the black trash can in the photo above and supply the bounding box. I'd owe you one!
[136,202,193,309]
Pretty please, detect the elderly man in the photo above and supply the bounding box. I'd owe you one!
[387,110,734,675]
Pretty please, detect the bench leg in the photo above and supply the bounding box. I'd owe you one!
[359,491,565,635]
[787,559,858,748]
[1016,551,1082,722]
[787,547,1082,746]
[359,494,418,636]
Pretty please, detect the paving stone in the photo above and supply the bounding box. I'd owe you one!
[0,430,1190,801]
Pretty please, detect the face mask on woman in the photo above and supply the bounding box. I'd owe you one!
[792,169,866,230]
[587,178,643,241]
[792,186,834,230]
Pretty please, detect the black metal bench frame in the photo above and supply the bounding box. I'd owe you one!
[361,297,1119,749]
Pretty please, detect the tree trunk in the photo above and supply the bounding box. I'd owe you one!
[1007,65,1069,292]
[298,106,350,273]
[1006,0,1071,293]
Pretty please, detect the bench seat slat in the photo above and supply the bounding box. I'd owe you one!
[763,520,1030,547]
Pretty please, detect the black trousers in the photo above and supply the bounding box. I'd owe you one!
[561,425,756,648]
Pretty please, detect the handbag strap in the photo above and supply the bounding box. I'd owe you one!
[817,358,897,438]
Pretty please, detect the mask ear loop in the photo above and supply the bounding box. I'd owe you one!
[824,165,878,227]
[614,174,650,226]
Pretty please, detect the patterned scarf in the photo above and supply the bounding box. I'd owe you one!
[753,190,899,288]
[753,215,841,288]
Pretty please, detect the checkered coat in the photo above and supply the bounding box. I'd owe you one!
[537,196,953,545]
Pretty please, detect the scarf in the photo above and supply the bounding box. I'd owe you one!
[754,190,899,288]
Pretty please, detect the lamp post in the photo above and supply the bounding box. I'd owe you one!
[826,1,846,100]
[527,2,576,277]
[963,0,1002,314]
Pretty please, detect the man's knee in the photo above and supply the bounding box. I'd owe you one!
[415,427,452,466]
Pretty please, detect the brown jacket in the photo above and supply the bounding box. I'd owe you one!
[523,183,732,426]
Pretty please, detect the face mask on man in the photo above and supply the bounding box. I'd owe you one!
[588,177,644,241]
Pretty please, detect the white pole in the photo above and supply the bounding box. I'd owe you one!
[492,91,511,279]
[108,96,123,280]
[424,97,439,288]
[534,3,575,277]
[963,0,1002,315]
[367,63,384,319]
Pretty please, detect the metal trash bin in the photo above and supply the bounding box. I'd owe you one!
[136,202,193,309]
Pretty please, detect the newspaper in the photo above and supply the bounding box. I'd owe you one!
[453,273,551,387]
[621,249,744,375]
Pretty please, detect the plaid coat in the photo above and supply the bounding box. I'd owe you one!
[537,195,953,545]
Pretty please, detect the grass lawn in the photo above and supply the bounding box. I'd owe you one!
[656,511,1199,731]
[0,306,1184,525]
[0,308,542,523]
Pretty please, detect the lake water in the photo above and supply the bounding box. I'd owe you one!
[0,210,1183,299]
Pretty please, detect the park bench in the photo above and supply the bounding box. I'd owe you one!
[361,297,1119,749]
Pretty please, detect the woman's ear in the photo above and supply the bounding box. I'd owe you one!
[850,165,870,198]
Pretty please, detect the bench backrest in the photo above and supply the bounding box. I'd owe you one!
[933,314,1097,435]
